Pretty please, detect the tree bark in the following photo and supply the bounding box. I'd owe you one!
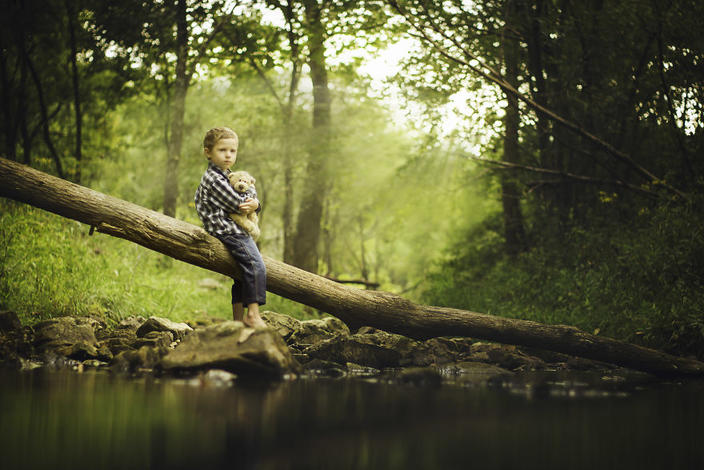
[501,0,527,257]
[22,36,64,178]
[1,157,704,378]
[291,0,332,273]
[162,0,189,218]
[281,0,302,265]
[0,38,16,160]
[65,0,83,183]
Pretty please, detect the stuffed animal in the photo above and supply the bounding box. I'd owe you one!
[227,170,261,241]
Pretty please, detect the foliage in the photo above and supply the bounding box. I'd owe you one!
[424,196,704,358]
[0,201,314,325]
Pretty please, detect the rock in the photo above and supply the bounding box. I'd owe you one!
[199,369,238,387]
[0,321,33,368]
[346,362,380,377]
[261,311,303,342]
[470,342,546,371]
[97,319,140,342]
[33,316,100,360]
[303,358,347,378]
[303,328,471,369]
[100,337,134,355]
[407,338,465,366]
[288,316,350,347]
[304,334,404,369]
[136,316,193,341]
[118,316,146,330]
[53,342,99,362]
[0,311,22,333]
[187,317,227,329]
[292,353,311,364]
[261,312,350,348]
[394,367,442,387]
[160,321,301,376]
[133,331,174,350]
[112,345,166,372]
[438,361,514,386]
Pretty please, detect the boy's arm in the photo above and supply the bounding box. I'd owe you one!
[207,171,249,214]
[250,188,262,213]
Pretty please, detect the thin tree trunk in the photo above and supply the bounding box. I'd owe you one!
[524,0,550,168]
[501,0,527,256]
[281,0,301,265]
[163,0,189,217]
[1,157,703,377]
[65,0,83,183]
[23,47,64,179]
[0,40,16,160]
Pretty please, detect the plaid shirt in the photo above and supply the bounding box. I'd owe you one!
[194,163,259,237]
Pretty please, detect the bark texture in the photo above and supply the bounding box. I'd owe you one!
[1,157,703,377]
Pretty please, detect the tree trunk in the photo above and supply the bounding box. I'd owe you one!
[525,0,550,169]
[22,35,64,178]
[162,0,189,218]
[280,0,301,265]
[1,157,703,377]
[501,1,527,256]
[291,0,332,273]
[65,0,83,183]
[0,40,16,160]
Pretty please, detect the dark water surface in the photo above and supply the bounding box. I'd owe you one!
[1,368,703,470]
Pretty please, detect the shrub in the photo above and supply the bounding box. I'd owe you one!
[423,199,704,358]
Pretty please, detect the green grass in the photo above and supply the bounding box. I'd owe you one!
[0,200,315,326]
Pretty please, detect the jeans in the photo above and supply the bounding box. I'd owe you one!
[217,232,267,306]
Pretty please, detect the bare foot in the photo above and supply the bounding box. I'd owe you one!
[243,313,267,329]
[238,328,256,344]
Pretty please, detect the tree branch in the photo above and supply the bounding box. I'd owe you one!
[385,0,688,200]
[469,155,659,198]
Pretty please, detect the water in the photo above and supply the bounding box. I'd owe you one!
[1,368,703,470]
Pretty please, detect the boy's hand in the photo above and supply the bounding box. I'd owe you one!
[239,198,259,214]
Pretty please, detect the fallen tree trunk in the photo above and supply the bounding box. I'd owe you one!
[1,157,703,377]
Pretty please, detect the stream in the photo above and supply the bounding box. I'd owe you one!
[1,368,703,469]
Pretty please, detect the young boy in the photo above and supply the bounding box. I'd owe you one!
[194,127,267,328]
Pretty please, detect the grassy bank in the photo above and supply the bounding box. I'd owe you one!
[0,201,313,326]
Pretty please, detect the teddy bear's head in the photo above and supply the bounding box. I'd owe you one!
[228,170,256,193]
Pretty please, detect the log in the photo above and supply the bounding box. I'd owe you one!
[1,157,703,377]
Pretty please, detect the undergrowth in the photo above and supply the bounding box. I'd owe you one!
[423,199,704,359]
[0,200,316,326]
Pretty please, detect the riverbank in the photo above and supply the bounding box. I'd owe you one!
[0,309,656,387]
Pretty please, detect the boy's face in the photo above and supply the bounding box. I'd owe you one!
[205,138,238,171]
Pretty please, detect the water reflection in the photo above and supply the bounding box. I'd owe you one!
[0,369,703,469]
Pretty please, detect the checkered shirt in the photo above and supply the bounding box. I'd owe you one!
[194,163,258,237]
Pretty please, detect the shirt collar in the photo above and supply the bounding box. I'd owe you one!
[208,162,230,176]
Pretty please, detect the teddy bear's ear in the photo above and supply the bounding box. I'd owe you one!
[250,176,256,185]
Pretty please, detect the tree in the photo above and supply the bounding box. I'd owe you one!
[91,0,233,216]
[289,0,334,273]
[0,0,141,181]
[500,0,526,256]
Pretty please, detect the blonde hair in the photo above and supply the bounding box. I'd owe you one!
[203,127,238,150]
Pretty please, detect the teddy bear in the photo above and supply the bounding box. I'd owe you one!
[227,170,261,241]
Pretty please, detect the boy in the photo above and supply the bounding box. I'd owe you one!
[194,127,267,328]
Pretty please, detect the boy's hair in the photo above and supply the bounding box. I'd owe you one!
[203,127,238,150]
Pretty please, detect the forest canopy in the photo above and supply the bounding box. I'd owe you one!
[1,0,703,358]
